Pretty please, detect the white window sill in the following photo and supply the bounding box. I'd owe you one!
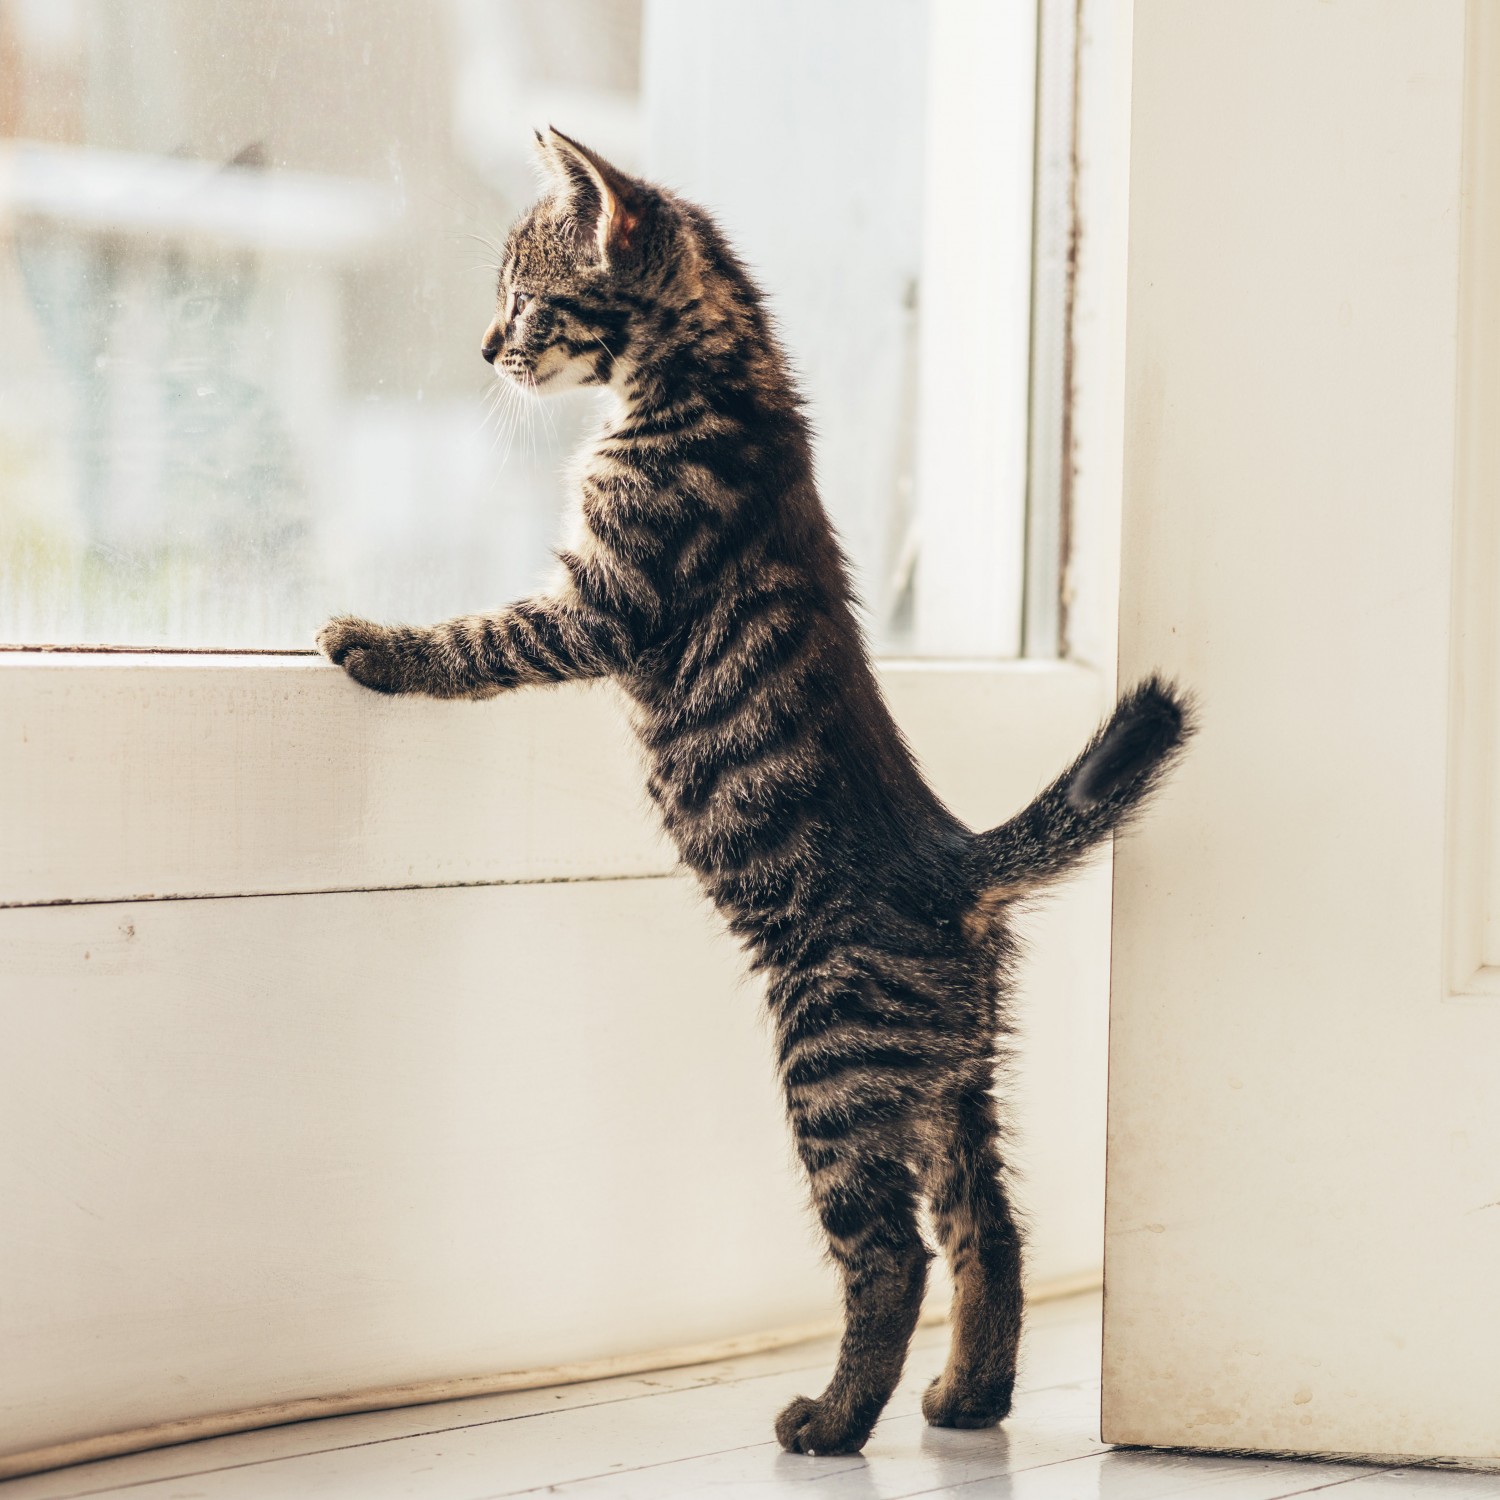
[0,653,1106,908]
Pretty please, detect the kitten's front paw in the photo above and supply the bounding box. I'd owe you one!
[774,1394,871,1456]
[316,616,402,695]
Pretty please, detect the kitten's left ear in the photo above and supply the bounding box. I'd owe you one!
[539,126,644,263]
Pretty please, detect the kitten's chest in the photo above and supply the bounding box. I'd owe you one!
[568,444,664,563]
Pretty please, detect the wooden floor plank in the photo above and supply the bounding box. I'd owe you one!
[0,1342,843,1500]
[500,1381,1109,1499]
[5,1337,961,1499]
[0,1296,1097,1500]
[954,1447,1388,1500]
[11,1291,1493,1500]
[500,1384,1393,1500]
[1320,1471,1500,1497]
[0,1300,1094,1500]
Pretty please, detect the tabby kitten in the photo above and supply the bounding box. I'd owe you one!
[319,128,1192,1456]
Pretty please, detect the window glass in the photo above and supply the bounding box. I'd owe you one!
[0,0,1031,653]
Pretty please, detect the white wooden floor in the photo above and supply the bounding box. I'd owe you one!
[2,1292,1492,1499]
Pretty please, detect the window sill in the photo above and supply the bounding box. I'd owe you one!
[0,653,1106,908]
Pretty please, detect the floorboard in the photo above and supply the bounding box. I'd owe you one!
[3,1293,1490,1500]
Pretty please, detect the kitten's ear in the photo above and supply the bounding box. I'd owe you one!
[536,125,644,263]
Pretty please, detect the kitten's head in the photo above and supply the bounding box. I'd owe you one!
[483,127,672,394]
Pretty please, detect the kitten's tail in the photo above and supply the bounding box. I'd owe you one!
[969,675,1195,903]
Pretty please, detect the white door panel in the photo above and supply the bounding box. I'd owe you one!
[1106,0,1500,1464]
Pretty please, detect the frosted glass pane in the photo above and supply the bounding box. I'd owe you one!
[0,0,994,652]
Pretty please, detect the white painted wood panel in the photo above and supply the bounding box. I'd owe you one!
[1105,0,1500,1465]
[0,878,829,1463]
[0,658,1103,906]
[1447,0,1500,998]
[0,655,672,905]
[1,860,1111,1472]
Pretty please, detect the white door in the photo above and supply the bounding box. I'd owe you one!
[1105,0,1500,1464]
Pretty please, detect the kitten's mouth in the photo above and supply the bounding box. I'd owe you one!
[499,361,538,390]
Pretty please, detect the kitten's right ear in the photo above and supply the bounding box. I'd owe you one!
[534,125,643,265]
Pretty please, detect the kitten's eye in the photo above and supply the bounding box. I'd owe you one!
[512,292,531,316]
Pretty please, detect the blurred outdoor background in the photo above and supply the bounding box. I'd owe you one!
[0,0,953,650]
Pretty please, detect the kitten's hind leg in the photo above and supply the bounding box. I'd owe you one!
[774,1137,929,1455]
[921,1079,1024,1429]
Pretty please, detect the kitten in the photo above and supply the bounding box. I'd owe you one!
[318,127,1193,1456]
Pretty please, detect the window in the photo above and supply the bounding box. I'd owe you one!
[0,0,1064,655]
[1,7,1119,1466]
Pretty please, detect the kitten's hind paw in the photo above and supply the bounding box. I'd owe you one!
[774,1394,873,1456]
[921,1373,1014,1430]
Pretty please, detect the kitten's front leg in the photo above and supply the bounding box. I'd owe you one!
[318,598,627,699]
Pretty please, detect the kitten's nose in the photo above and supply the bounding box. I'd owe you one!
[481,319,503,365]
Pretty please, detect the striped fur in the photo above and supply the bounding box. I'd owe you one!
[318,128,1194,1456]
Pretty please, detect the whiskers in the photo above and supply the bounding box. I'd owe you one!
[477,361,558,468]
[463,231,508,285]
